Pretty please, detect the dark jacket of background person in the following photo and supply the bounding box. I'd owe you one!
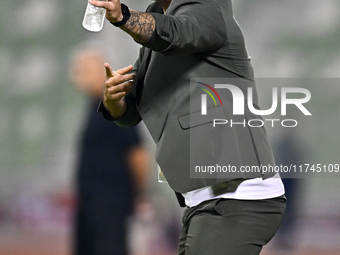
[75,99,140,255]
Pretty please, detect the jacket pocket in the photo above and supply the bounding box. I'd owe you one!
[177,106,225,130]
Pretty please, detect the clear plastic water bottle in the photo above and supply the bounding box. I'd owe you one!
[82,0,106,32]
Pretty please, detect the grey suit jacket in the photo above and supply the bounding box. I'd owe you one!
[100,0,276,193]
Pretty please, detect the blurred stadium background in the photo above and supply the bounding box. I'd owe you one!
[1,0,340,254]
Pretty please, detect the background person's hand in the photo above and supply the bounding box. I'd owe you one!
[89,0,123,24]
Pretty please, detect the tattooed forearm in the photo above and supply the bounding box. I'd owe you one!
[121,9,156,43]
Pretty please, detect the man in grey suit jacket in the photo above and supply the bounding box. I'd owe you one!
[92,0,286,254]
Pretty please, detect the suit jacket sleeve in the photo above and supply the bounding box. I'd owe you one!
[141,0,226,55]
[98,2,164,127]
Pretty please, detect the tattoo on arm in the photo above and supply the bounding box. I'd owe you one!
[121,10,156,43]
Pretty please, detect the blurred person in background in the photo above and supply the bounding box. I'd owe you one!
[272,132,303,252]
[69,46,149,255]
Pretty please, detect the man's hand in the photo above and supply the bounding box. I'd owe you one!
[102,63,135,118]
[89,0,156,43]
[89,0,123,24]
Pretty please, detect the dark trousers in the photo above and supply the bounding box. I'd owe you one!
[178,197,286,255]
[74,189,133,255]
